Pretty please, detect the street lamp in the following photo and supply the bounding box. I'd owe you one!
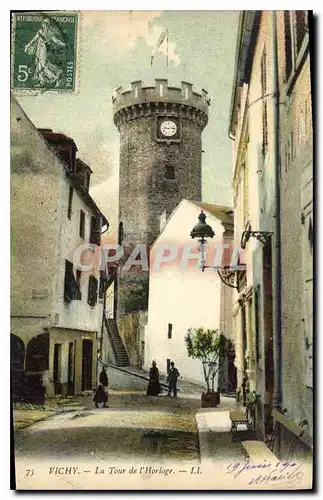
[190,210,239,289]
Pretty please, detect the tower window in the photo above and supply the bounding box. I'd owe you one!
[165,165,175,179]
[168,323,173,339]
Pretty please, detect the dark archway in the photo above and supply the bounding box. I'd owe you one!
[11,334,25,402]
[23,332,49,404]
[25,331,50,372]
[11,334,25,370]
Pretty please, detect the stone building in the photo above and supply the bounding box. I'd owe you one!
[144,200,235,389]
[112,79,210,314]
[11,96,109,399]
[229,11,312,458]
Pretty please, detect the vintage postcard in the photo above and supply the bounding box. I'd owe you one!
[10,9,314,491]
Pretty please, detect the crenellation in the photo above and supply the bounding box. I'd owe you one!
[112,79,210,119]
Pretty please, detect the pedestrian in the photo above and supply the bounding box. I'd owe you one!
[99,365,108,389]
[93,384,108,408]
[93,365,109,408]
[167,362,180,397]
[146,361,162,396]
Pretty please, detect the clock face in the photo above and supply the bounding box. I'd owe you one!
[160,120,177,137]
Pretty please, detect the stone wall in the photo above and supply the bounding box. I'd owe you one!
[117,311,148,368]
[118,115,203,247]
[277,51,313,433]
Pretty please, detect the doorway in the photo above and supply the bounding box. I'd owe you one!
[67,342,75,396]
[53,343,62,395]
[82,339,93,391]
[227,348,237,393]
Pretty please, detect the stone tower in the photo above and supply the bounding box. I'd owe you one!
[112,79,210,313]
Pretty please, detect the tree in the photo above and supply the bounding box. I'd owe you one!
[120,274,149,314]
[185,327,228,392]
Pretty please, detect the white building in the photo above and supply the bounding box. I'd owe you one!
[144,200,235,389]
[11,96,109,399]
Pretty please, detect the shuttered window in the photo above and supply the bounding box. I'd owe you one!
[79,210,85,239]
[243,162,249,225]
[88,275,98,307]
[90,216,102,245]
[68,186,73,219]
[254,285,261,361]
[64,260,81,302]
[284,11,309,86]
[284,11,293,81]
[261,47,268,157]
[295,11,307,55]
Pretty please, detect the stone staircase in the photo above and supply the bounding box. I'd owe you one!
[105,317,129,367]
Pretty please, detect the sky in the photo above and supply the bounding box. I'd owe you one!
[15,10,239,236]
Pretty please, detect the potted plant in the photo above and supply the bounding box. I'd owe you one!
[185,327,228,408]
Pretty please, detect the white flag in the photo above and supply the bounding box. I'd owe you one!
[151,30,168,66]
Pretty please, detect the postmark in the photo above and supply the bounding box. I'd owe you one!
[11,12,78,92]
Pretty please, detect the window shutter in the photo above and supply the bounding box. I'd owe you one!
[90,216,102,245]
[295,11,307,55]
[64,261,81,302]
[261,48,268,157]
[88,276,98,306]
[284,11,292,80]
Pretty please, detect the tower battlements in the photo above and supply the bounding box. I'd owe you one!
[112,80,210,128]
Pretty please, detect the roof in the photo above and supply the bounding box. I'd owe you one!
[75,158,93,173]
[191,201,234,228]
[38,129,107,226]
[38,128,78,149]
[150,199,234,250]
[228,11,261,137]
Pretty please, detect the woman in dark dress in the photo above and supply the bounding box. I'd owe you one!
[93,384,108,408]
[146,361,161,396]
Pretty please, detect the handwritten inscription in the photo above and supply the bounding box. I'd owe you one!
[226,460,304,485]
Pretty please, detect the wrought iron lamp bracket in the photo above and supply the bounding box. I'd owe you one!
[248,231,273,245]
[240,221,273,249]
[202,264,239,289]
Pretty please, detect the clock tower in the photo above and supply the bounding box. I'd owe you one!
[112,79,210,312]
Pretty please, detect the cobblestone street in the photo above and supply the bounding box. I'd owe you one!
[13,368,239,465]
[14,393,200,463]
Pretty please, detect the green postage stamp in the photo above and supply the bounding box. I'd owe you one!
[11,12,78,92]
